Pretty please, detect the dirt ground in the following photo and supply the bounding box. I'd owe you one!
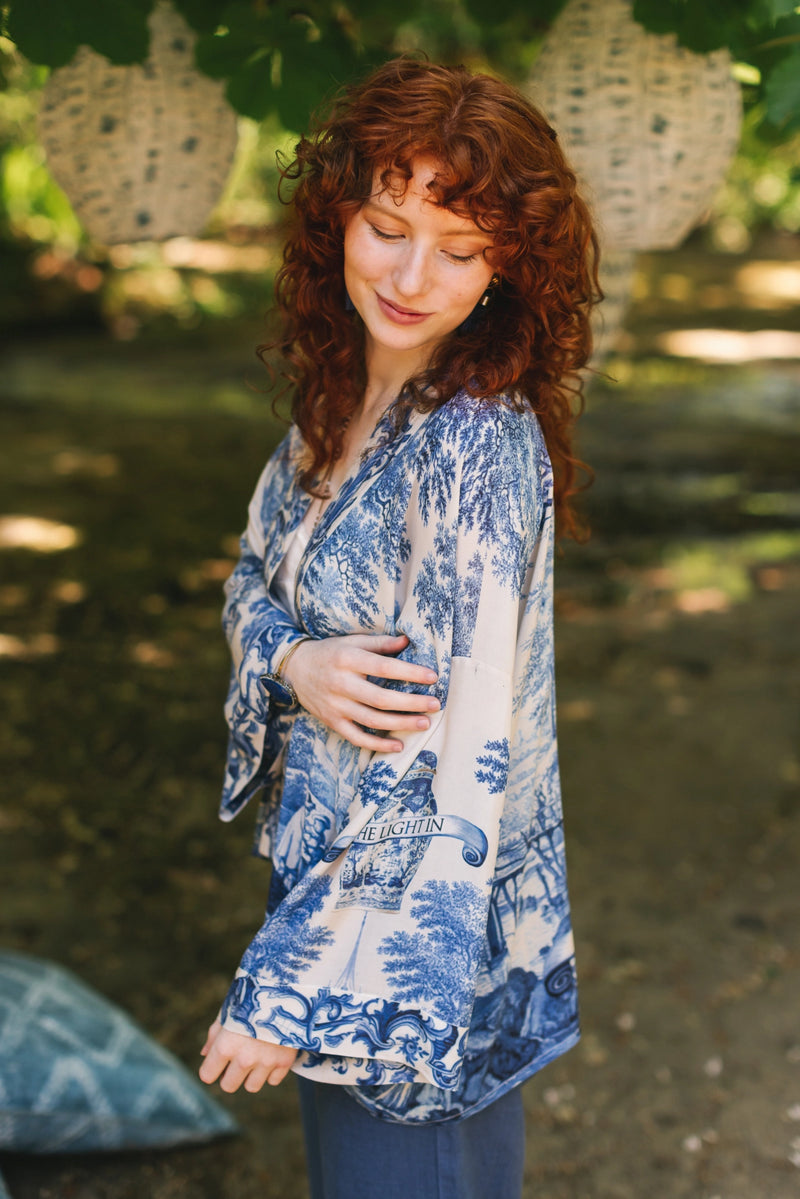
[1,239,799,1197]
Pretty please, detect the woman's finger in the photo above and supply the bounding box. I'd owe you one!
[357,634,409,649]
[340,700,435,733]
[281,635,441,746]
[353,649,438,686]
[267,1064,293,1087]
[243,1065,271,1093]
[336,720,404,753]
[200,1018,222,1057]
[318,638,437,686]
[218,1060,249,1094]
[198,1042,228,1086]
[349,679,441,714]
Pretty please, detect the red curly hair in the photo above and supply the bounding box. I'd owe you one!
[260,57,600,538]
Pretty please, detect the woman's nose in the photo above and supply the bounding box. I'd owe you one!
[393,245,430,298]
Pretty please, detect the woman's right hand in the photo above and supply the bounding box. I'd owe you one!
[281,633,440,752]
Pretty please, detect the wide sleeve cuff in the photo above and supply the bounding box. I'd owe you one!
[220,973,467,1090]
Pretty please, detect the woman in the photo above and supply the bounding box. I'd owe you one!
[199,56,598,1198]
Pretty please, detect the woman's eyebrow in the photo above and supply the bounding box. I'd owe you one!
[363,200,488,238]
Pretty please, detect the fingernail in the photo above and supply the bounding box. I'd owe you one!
[428,700,440,711]
[416,717,430,729]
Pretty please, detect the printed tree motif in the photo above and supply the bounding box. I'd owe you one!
[413,522,456,641]
[453,551,484,658]
[359,759,400,812]
[240,876,334,986]
[378,880,486,1025]
[413,435,456,525]
[475,738,510,794]
[413,524,485,658]
[455,405,536,592]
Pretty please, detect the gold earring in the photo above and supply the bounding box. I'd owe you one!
[479,275,500,308]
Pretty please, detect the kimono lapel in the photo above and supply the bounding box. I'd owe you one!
[257,402,431,631]
[300,401,431,569]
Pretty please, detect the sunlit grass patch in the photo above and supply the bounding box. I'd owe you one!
[661,530,800,608]
[0,514,81,552]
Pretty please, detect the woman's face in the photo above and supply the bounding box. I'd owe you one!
[344,157,495,374]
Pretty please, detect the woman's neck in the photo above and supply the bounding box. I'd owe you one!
[361,340,429,421]
[360,382,401,425]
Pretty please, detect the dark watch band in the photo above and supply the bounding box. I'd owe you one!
[259,672,299,708]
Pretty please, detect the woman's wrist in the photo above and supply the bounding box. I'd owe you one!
[275,637,311,679]
[276,638,312,699]
[261,638,312,709]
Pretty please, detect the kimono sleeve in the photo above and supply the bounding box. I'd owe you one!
[220,449,309,820]
[219,401,550,1092]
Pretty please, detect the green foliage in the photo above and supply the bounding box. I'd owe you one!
[767,0,800,17]
[1,142,82,240]
[0,0,798,279]
[633,0,758,53]
[3,0,797,139]
[5,0,155,68]
[193,2,360,128]
[0,45,83,246]
[631,1,800,132]
[462,0,537,27]
[707,106,800,247]
[765,46,800,128]
[172,0,223,34]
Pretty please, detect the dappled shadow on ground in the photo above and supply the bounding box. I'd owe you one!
[1,242,799,1198]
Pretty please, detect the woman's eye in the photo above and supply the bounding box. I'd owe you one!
[368,224,403,242]
[366,222,480,263]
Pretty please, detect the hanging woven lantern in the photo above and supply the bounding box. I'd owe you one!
[528,0,742,251]
[36,1,238,244]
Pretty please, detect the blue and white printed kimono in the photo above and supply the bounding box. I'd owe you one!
[218,390,579,1124]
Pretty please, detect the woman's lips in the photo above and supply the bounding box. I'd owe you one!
[376,294,431,325]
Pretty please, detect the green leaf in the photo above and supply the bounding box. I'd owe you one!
[191,0,363,117]
[769,8,800,38]
[193,3,282,87]
[7,0,154,66]
[764,45,800,127]
[766,0,799,20]
[345,0,422,29]
[252,7,361,128]
[634,0,751,53]
[172,0,226,36]
[217,0,268,40]
[274,39,349,131]
[224,53,278,120]
[194,25,266,78]
[6,0,80,67]
[272,67,326,133]
[71,0,154,65]
[632,0,682,37]
[463,0,530,25]
[468,0,567,29]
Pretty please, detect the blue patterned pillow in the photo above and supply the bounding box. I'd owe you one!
[0,950,237,1152]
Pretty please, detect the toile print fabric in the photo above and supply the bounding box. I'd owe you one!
[217,390,579,1124]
